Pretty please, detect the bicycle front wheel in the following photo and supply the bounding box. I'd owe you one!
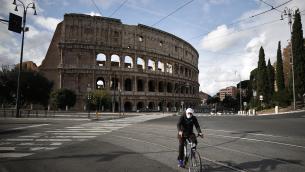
[190,150,202,172]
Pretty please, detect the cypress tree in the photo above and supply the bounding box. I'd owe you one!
[257,47,268,103]
[267,59,275,101]
[291,9,305,100]
[276,41,285,91]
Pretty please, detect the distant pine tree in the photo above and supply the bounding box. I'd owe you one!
[257,47,268,103]
[275,41,285,91]
[267,59,275,101]
[291,9,305,100]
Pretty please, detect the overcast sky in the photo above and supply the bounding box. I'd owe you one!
[1,0,305,96]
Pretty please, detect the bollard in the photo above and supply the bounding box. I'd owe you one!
[66,105,68,111]
[275,106,279,114]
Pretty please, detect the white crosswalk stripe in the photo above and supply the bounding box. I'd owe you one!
[0,114,170,158]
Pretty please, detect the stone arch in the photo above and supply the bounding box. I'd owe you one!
[175,83,180,93]
[96,77,105,89]
[137,79,144,92]
[180,66,184,75]
[158,81,164,92]
[166,63,173,73]
[158,61,164,72]
[137,102,144,110]
[124,101,133,112]
[158,102,163,111]
[111,77,119,90]
[96,53,106,67]
[124,78,132,91]
[167,82,173,93]
[124,56,133,68]
[111,54,120,67]
[148,102,155,110]
[148,59,155,71]
[137,57,145,70]
[148,80,156,92]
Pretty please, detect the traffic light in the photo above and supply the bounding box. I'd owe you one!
[8,13,22,33]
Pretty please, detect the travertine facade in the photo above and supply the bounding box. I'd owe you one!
[39,13,201,111]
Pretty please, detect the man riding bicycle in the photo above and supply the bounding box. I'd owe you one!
[177,108,203,168]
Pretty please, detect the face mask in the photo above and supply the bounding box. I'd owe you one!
[186,113,192,119]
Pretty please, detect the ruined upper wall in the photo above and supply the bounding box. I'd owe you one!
[60,13,199,67]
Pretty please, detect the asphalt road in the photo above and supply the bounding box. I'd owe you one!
[1,112,305,172]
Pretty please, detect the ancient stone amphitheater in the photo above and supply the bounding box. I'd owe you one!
[39,13,200,112]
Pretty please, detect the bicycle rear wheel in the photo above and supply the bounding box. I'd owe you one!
[190,150,202,172]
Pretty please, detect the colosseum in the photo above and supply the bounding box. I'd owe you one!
[39,13,200,112]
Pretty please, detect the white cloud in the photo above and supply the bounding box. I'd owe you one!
[200,25,244,52]
[33,16,61,31]
[245,33,266,53]
[0,0,56,67]
[86,12,102,17]
[198,0,305,96]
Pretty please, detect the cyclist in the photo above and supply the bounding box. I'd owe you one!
[177,107,203,168]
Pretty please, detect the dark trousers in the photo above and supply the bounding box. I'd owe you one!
[178,133,197,160]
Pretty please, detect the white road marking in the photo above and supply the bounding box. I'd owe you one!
[53,136,96,139]
[5,138,33,142]
[19,135,40,138]
[35,139,72,142]
[18,142,37,146]
[50,143,62,146]
[0,153,34,158]
[0,114,170,159]
[0,147,15,151]
[30,147,45,151]
[50,133,101,136]
[10,124,49,130]
[46,130,110,133]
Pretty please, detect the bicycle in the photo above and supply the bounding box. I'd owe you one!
[183,135,202,172]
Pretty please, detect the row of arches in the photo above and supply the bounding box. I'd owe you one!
[118,101,195,112]
[96,53,195,78]
[95,77,198,95]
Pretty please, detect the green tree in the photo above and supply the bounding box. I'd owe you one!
[256,47,268,104]
[267,59,275,101]
[50,89,76,110]
[89,89,111,111]
[291,9,305,100]
[222,95,238,111]
[276,41,285,91]
[0,67,53,107]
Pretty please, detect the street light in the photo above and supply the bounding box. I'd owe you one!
[281,7,297,110]
[13,0,37,118]
[87,84,92,118]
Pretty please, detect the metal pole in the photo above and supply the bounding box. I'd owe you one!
[16,8,26,118]
[112,74,116,113]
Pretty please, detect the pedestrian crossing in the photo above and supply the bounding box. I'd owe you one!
[0,114,170,159]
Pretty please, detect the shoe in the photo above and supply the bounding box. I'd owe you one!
[178,160,184,168]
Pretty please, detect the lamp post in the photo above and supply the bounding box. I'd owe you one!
[87,84,91,118]
[281,7,297,110]
[13,0,37,118]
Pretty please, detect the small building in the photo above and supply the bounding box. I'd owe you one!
[219,86,237,101]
